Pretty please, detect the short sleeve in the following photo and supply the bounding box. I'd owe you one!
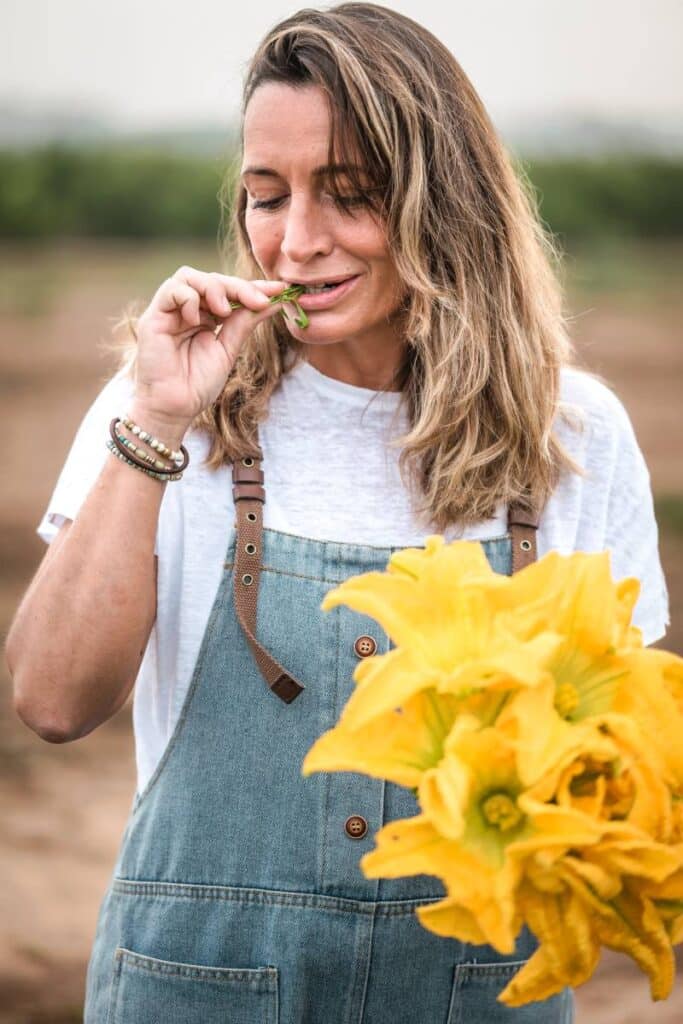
[35,368,155,548]
[602,399,670,646]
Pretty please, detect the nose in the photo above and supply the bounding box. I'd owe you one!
[280,194,334,264]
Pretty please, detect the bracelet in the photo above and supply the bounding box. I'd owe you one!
[120,414,185,465]
[108,419,190,476]
[106,440,184,481]
[113,421,176,472]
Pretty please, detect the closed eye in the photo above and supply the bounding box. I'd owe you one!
[249,193,372,213]
[250,196,287,211]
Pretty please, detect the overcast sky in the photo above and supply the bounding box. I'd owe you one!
[3,0,682,130]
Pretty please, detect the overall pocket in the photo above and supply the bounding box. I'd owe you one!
[107,947,279,1024]
[447,959,573,1024]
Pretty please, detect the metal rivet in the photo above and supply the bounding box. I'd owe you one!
[241,573,254,586]
[242,456,254,467]
[520,539,532,551]
[247,512,257,522]
[245,543,256,555]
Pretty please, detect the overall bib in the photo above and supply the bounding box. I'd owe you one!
[83,451,574,1024]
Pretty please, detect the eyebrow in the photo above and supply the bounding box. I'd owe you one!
[240,163,363,180]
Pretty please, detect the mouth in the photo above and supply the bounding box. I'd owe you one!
[283,275,361,311]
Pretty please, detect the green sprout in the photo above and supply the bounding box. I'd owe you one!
[229,284,309,329]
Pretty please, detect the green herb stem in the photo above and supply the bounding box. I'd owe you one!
[229,284,309,329]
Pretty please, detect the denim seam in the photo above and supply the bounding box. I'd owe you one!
[223,561,367,585]
[320,547,342,890]
[115,947,277,986]
[111,879,441,916]
[126,590,225,816]
[452,956,529,1023]
[458,960,527,978]
[223,534,513,584]
[259,525,511,550]
[104,948,120,1024]
[353,903,376,1024]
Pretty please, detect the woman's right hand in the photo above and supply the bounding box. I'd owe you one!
[129,266,288,441]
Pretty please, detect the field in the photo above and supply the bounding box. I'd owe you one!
[1,239,681,1022]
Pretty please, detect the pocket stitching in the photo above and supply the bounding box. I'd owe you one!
[115,946,278,987]
[455,957,527,980]
[450,959,528,1024]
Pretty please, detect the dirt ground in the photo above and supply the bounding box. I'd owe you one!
[1,240,681,1022]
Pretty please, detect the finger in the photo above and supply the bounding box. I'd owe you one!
[205,272,238,318]
[158,282,200,327]
[178,268,287,314]
[214,290,287,352]
[173,270,232,319]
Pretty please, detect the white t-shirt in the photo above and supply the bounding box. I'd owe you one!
[37,359,670,795]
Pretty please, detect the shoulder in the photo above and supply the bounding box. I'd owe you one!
[558,364,632,432]
[555,365,640,473]
[540,364,651,547]
[540,366,669,645]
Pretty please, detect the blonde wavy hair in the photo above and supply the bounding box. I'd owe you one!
[119,2,586,531]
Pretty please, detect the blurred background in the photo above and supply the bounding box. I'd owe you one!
[1,1,681,1021]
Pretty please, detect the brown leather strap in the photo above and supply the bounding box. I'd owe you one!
[508,499,541,572]
[232,444,540,704]
[232,453,304,704]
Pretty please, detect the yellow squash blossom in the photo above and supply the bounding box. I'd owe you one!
[301,537,683,1005]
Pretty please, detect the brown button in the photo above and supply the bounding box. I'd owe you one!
[344,814,368,840]
[354,635,377,658]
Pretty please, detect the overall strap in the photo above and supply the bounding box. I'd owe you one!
[233,446,540,705]
[232,452,304,704]
[507,499,541,572]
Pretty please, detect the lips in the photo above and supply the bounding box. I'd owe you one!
[290,275,361,311]
[285,274,356,289]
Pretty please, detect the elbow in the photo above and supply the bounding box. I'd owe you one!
[12,678,81,745]
[25,718,76,744]
[14,700,80,744]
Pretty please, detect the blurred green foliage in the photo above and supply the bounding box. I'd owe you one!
[1,145,682,240]
[0,147,225,239]
[523,158,683,241]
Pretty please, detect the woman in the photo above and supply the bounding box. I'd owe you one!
[7,4,669,1022]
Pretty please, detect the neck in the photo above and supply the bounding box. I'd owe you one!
[303,339,407,392]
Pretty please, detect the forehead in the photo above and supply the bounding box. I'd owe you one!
[242,82,339,173]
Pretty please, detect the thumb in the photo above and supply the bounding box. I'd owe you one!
[214,281,293,355]
[250,278,291,299]
[242,279,303,330]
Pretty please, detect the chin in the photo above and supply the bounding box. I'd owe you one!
[286,322,345,346]
[290,313,371,345]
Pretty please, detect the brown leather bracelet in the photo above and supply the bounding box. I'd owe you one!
[108,418,190,475]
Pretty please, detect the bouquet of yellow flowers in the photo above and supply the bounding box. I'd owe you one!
[301,538,683,1006]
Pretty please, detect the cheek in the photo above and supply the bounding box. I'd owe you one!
[347,223,394,278]
[245,215,280,269]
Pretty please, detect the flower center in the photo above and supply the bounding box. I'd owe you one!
[481,792,523,831]
[554,681,580,718]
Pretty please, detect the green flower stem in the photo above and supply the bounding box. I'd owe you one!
[229,284,309,329]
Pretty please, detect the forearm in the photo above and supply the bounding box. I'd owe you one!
[6,411,185,741]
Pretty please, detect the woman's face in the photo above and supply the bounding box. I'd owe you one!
[241,82,404,352]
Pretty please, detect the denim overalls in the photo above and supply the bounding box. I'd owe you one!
[83,480,574,1022]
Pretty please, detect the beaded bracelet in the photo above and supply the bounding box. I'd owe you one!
[112,421,176,473]
[106,440,184,482]
[108,419,190,477]
[120,414,185,465]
